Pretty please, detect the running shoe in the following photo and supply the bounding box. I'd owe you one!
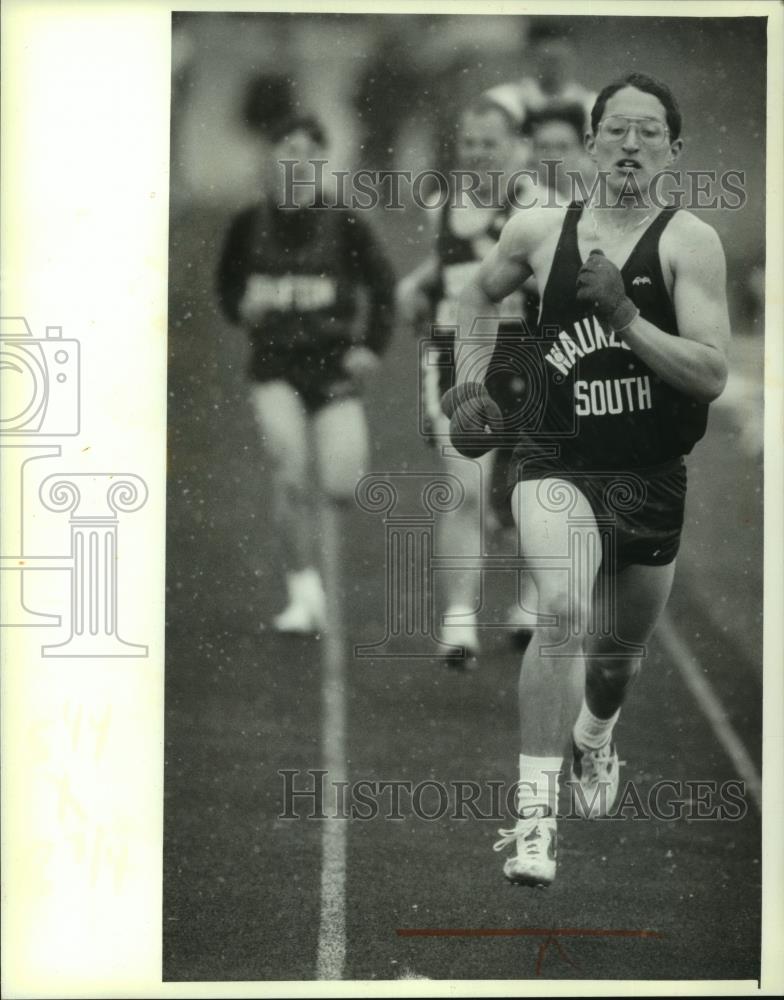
[273,600,325,635]
[493,811,557,887]
[441,610,479,670]
[273,569,326,635]
[570,739,620,819]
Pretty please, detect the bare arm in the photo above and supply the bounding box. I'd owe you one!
[343,213,397,356]
[397,203,444,329]
[400,253,441,296]
[617,219,730,403]
[396,253,440,330]
[216,208,255,325]
[454,212,535,386]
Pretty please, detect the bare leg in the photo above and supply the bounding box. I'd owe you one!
[585,560,676,718]
[494,476,601,885]
[249,381,312,571]
[569,561,677,819]
[437,436,493,615]
[312,395,369,501]
[511,478,603,756]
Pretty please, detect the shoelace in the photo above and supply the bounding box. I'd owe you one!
[579,745,626,780]
[587,754,628,770]
[493,820,545,855]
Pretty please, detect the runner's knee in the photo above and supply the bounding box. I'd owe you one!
[314,400,368,500]
[590,655,641,684]
[273,465,308,506]
[536,583,591,635]
[321,456,364,501]
[451,479,481,522]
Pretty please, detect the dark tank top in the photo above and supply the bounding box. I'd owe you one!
[522,202,708,468]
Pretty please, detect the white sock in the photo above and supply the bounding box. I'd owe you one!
[444,604,479,650]
[444,604,477,621]
[573,700,620,751]
[288,567,323,604]
[516,754,562,817]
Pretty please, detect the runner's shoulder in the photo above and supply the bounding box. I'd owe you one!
[497,203,568,261]
[662,208,726,265]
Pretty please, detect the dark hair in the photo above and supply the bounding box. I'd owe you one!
[590,72,682,141]
[528,21,572,47]
[523,102,587,142]
[462,97,518,135]
[242,73,294,137]
[268,112,327,147]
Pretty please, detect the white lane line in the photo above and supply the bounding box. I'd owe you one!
[315,501,348,981]
[658,608,762,812]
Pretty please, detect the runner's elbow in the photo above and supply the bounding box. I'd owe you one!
[697,355,729,403]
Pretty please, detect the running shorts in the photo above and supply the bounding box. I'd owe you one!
[507,450,688,574]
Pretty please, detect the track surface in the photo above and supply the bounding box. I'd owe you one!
[163,205,762,982]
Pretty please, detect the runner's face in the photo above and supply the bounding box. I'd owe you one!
[271,129,324,205]
[535,40,575,94]
[587,87,681,198]
[532,120,584,190]
[457,111,514,186]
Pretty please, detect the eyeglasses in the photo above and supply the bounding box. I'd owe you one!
[596,116,670,148]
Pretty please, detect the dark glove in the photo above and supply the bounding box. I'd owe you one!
[576,249,638,330]
[440,381,504,458]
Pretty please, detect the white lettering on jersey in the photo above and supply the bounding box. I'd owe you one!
[638,375,652,409]
[574,318,596,355]
[592,327,607,352]
[545,316,630,375]
[245,274,337,312]
[574,375,653,416]
[545,348,570,377]
[559,331,584,365]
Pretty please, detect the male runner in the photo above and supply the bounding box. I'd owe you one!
[523,102,594,205]
[447,73,730,884]
[218,113,396,633]
[486,27,594,136]
[397,98,534,664]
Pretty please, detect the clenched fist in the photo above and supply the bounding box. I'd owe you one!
[395,275,432,331]
[440,381,504,458]
[342,345,380,384]
[576,249,638,331]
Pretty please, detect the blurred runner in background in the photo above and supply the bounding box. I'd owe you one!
[523,101,595,205]
[218,113,396,634]
[481,26,595,209]
[486,24,595,133]
[397,98,537,666]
